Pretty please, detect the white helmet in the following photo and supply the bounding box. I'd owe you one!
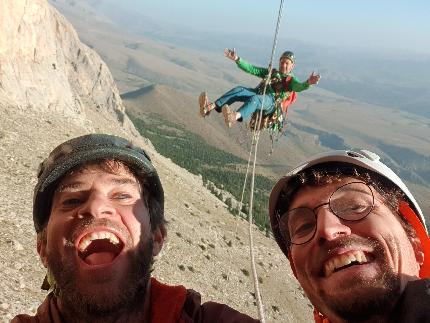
[269,149,427,255]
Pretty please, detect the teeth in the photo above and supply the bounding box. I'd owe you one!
[78,231,120,252]
[324,250,368,277]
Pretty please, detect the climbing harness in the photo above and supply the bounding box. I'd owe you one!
[249,70,298,153]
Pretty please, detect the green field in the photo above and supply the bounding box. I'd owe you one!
[129,112,274,233]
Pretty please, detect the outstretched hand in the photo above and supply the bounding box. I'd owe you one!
[307,71,321,85]
[224,48,238,61]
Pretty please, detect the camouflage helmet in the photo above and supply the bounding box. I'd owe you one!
[279,51,295,64]
[33,133,164,233]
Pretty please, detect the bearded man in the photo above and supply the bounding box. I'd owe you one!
[269,149,430,322]
[12,134,258,323]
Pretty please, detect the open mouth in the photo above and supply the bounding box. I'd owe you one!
[323,250,371,277]
[77,231,124,266]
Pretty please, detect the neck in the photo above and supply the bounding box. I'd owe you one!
[57,281,152,323]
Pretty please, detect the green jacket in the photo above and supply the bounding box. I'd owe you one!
[236,58,310,101]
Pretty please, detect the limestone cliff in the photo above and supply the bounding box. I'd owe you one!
[0,0,126,124]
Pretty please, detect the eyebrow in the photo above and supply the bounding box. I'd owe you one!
[57,177,139,193]
[56,182,85,193]
[337,187,373,195]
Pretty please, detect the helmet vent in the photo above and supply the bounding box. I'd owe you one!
[346,151,362,158]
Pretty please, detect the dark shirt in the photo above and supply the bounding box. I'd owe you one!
[11,277,259,323]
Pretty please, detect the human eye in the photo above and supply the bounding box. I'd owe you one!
[291,220,315,238]
[288,209,315,239]
[334,198,372,217]
[331,183,373,216]
[111,189,140,203]
[112,192,132,200]
[349,202,369,212]
[61,196,84,207]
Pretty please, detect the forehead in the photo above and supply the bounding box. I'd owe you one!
[57,162,139,190]
[289,177,359,208]
[280,57,293,64]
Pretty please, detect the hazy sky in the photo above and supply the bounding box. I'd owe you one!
[121,0,430,54]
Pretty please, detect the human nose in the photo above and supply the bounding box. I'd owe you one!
[314,206,351,244]
[78,193,117,219]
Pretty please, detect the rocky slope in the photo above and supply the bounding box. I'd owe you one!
[0,1,310,322]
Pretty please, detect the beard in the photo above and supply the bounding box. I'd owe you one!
[315,236,402,322]
[322,269,400,322]
[46,218,154,321]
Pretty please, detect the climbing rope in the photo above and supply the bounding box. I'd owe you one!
[236,135,255,226]
[241,1,285,322]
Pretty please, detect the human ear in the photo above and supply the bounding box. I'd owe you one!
[409,235,425,265]
[37,232,48,268]
[152,225,166,257]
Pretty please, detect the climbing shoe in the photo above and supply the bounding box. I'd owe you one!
[222,104,237,128]
[199,92,213,117]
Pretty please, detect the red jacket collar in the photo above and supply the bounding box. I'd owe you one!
[150,277,187,323]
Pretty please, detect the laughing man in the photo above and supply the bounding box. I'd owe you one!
[268,149,430,322]
[12,134,258,323]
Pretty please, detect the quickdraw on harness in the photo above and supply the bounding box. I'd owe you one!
[248,71,297,134]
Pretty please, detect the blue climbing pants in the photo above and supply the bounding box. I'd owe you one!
[215,86,275,121]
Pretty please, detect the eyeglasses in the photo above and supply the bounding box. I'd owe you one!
[277,182,375,245]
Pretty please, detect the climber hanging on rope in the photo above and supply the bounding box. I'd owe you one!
[199,48,321,130]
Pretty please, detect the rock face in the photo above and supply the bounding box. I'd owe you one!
[0,0,124,122]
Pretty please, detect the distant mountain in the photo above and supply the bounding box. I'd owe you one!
[50,0,430,216]
[49,0,430,119]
